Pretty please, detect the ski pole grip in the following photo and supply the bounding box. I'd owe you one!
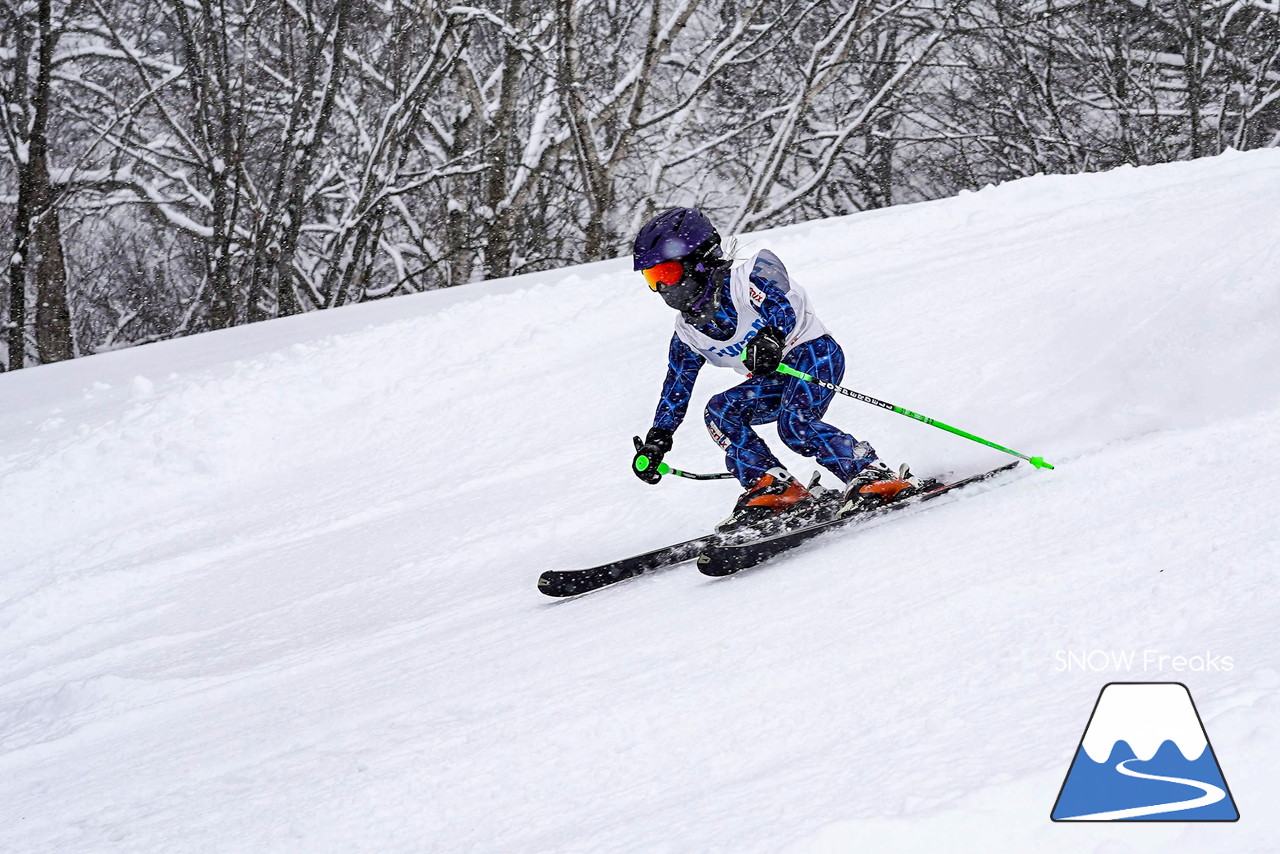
[634,454,676,476]
[777,363,815,382]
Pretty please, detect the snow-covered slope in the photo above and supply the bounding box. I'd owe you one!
[2,150,1278,853]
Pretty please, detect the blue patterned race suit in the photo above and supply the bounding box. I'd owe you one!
[652,257,876,487]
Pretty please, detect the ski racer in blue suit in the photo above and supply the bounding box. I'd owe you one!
[630,207,922,531]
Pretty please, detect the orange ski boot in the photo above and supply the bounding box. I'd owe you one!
[717,467,819,534]
[838,461,924,518]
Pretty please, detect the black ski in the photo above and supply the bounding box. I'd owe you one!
[536,493,843,598]
[696,460,1022,577]
[537,534,718,597]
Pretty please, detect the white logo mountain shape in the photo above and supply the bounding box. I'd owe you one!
[1081,683,1206,762]
[1051,682,1239,822]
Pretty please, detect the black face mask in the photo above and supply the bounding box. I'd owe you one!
[659,259,723,321]
[681,270,724,325]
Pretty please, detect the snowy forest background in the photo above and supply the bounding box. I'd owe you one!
[2,0,1278,371]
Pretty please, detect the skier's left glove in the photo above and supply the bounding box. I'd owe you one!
[632,427,673,484]
[742,325,786,375]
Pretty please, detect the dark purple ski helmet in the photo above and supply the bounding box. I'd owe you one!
[632,207,723,315]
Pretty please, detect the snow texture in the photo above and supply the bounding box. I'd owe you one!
[1,150,1279,852]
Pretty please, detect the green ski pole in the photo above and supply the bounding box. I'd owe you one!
[775,363,1054,470]
[633,457,735,481]
[632,437,735,481]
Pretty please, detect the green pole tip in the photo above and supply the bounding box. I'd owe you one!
[635,455,650,472]
[1029,456,1054,470]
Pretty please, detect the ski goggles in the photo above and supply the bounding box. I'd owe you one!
[642,260,685,291]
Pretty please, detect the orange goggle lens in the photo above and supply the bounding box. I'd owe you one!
[642,260,685,291]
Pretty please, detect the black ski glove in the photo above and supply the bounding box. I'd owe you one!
[632,427,674,484]
[742,324,786,376]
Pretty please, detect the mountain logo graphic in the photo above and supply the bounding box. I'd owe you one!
[1051,682,1239,821]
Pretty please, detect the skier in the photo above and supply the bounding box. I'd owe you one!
[630,207,922,532]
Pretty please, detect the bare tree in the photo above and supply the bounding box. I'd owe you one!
[242,0,354,320]
[1,0,1276,367]
[1,0,78,369]
[691,0,969,231]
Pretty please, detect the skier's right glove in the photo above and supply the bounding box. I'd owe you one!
[632,427,674,484]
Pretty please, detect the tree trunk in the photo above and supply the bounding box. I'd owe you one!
[33,150,73,363]
[6,0,60,369]
[479,0,525,281]
[6,2,34,370]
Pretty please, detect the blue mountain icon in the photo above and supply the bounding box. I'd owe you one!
[1051,683,1238,821]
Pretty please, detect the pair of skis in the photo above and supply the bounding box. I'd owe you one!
[537,461,1020,598]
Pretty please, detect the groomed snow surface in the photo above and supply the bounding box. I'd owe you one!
[2,150,1279,853]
